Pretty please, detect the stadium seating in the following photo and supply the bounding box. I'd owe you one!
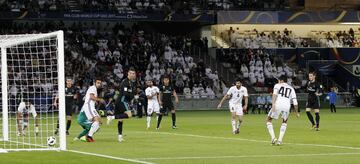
[0,0,289,12]
[216,48,306,92]
[0,21,220,98]
[217,27,360,48]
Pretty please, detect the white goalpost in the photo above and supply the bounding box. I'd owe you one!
[0,31,66,152]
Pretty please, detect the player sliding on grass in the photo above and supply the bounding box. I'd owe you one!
[217,78,248,134]
[266,75,300,146]
[75,78,105,142]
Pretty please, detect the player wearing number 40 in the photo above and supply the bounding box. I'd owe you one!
[217,78,248,134]
[266,75,300,146]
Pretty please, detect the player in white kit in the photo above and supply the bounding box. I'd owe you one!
[17,100,39,136]
[218,78,248,134]
[266,75,300,145]
[145,80,161,129]
[76,78,105,142]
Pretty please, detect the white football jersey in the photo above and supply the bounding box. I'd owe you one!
[18,102,37,118]
[273,83,297,110]
[83,85,97,110]
[145,86,160,102]
[227,86,248,105]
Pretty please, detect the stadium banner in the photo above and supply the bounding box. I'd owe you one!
[217,10,360,24]
[328,47,360,65]
[0,11,215,23]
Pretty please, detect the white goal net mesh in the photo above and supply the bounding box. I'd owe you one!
[0,31,65,151]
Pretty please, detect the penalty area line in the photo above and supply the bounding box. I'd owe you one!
[68,150,155,164]
[130,131,360,150]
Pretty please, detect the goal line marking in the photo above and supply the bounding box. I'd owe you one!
[68,150,155,164]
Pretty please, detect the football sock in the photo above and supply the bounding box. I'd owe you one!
[147,116,151,128]
[306,111,315,126]
[237,120,242,129]
[88,121,100,137]
[278,123,287,142]
[66,120,71,131]
[157,114,162,128]
[315,113,320,128]
[231,119,236,132]
[266,122,275,140]
[118,121,123,135]
[172,113,176,126]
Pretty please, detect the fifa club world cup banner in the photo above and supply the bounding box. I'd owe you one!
[217,10,360,24]
[0,11,215,23]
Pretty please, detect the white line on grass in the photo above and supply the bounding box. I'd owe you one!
[130,131,360,150]
[136,152,360,160]
[68,150,155,164]
[4,140,154,164]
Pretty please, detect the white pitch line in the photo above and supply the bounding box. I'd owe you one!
[130,131,360,150]
[4,140,154,164]
[136,152,360,160]
[67,150,155,164]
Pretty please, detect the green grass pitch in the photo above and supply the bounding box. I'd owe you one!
[1,108,360,164]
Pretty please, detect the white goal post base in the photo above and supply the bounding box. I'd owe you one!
[0,148,8,153]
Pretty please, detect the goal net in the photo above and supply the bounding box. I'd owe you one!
[0,31,65,152]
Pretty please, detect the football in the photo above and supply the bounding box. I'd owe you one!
[47,136,56,146]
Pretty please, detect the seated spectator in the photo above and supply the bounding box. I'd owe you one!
[183,85,192,99]
[206,86,215,99]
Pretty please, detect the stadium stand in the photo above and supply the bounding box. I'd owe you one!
[0,21,221,98]
[0,0,289,12]
[218,27,360,48]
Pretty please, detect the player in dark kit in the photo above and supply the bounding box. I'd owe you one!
[158,76,179,129]
[107,68,137,142]
[55,78,78,135]
[305,72,323,131]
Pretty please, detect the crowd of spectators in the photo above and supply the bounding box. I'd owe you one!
[0,21,223,100]
[315,28,360,48]
[223,27,310,49]
[0,0,289,13]
[217,48,309,93]
[222,27,360,48]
